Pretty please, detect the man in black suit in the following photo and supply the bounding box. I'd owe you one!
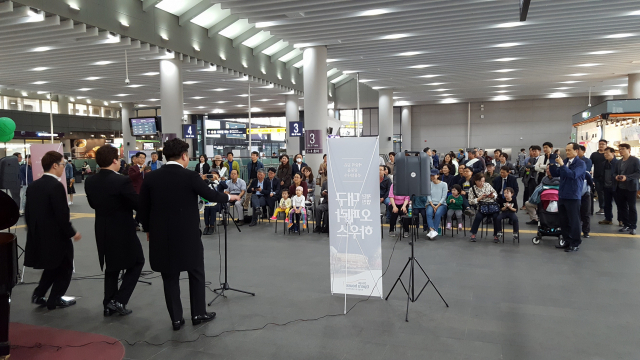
[25,151,81,310]
[248,169,271,227]
[492,165,520,206]
[265,167,281,215]
[85,145,145,317]
[138,138,240,330]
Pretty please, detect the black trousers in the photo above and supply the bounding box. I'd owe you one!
[580,192,591,235]
[161,262,206,322]
[558,199,581,247]
[594,179,604,210]
[388,205,408,232]
[316,203,328,229]
[33,254,73,307]
[614,188,638,230]
[103,257,145,307]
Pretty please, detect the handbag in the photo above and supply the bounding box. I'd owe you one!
[472,187,500,215]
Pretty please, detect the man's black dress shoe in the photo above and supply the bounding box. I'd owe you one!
[31,294,47,306]
[565,246,579,252]
[47,298,76,310]
[526,220,538,225]
[104,307,114,317]
[192,312,216,326]
[248,221,257,227]
[172,318,185,331]
[555,244,569,249]
[107,300,132,316]
[313,227,321,233]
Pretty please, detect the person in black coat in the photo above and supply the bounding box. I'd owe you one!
[25,151,81,310]
[138,138,240,330]
[265,167,281,214]
[492,165,520,206]
[85,145,145,316]
[194,155,210,176]
[291,153,308,176]
[248,169,272,226]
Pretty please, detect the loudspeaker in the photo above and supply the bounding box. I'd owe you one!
[393,151,431,196]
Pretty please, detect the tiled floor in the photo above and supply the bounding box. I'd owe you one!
[8,182,640,359]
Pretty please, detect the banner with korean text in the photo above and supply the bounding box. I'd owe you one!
[327,137,383,298]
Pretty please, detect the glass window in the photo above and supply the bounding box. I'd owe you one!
[4,97,21,111]
[103,108,113,117]
[89,106,101,116]
[76,104,88,116]
[23,98,40,112]
[69,103,76,114]
[41,101,58,114]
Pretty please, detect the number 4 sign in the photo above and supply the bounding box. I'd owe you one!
[305,130,323,154]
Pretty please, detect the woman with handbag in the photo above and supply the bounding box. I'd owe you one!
[467,172,500,243]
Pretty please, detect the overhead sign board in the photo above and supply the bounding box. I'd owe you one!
[248,127,286,134]
[305,129,323,154]
[207,129,246,135]
[183,124,196,139]
[289,121,303,137]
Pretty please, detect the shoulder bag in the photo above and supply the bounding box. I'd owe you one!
[472,187,500,215]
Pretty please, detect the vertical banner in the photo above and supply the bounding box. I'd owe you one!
[327,137,383,298]
[30,143,67,196]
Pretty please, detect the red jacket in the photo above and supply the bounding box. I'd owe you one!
[128,165,144,194]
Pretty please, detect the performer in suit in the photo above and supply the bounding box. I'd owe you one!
[138,138,240,330]
[25,151,81,310]
[85,145,145,317]
[128,152,146,194]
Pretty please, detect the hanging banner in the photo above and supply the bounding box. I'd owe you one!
[327,137,383,298]
[30,143,68,196]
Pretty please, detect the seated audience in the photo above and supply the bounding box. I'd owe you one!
[271,189,292,221]
[492,165,519,206]
[202,170,228,235]
[301,166,315,204]
[440,164,455,190]
[388,184,410,237]
[288,186,307,232]
[495,187,519,242]
[484,163,499,185]
[379,165,392,220]
[385,152,396,175]
[314,181,329,233]
[224,169,246,225]
[467,173,500,243]
[265,167,281,214]
[446,185,464,230]
[426,169,448,240]
[248,169,270,227]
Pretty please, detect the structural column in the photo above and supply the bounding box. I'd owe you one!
[159,58,186,151]
[401,106,412,152]
[285,94,300,156]
[302,46,328,178]
[378,89,394,155]
[121,102,136,157]
[628,73,640,99]
[57,95,69,115]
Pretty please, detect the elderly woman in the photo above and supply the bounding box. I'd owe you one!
[276,154,292,189]
[289,173,308,200]
[467,172,500,243]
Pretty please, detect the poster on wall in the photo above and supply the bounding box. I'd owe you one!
[327,137,383,299]
[30,143,68,196]
[305,130,323,154]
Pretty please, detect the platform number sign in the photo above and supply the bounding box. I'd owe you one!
[183,124,196,139]
[305,130,323,154]
[289,121,303,137]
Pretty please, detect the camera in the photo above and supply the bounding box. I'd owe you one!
[125,78,130,85]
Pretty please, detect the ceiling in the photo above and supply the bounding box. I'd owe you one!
[150,0,640,105]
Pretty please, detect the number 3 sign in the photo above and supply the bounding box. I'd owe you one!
[305,130,323,154]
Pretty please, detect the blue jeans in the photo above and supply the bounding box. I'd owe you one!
[383,198,391,219]
[426,205,448,231]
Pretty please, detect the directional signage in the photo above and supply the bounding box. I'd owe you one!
[248,127,286,134]
[289,121,303,137]
[305,129,323,154]
[207,129,247,135]
[183,124,196,139]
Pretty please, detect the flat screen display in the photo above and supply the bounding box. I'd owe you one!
[130,117,158,136]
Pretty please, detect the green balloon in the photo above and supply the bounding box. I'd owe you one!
[0,117,16,142]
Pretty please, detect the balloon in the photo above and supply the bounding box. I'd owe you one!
[0,117,16,142]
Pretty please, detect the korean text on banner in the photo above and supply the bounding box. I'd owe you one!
[327,137,383,298]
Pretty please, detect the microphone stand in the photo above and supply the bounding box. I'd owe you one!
[208,201,255,306]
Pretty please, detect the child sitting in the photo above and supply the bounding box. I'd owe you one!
[495,187,519,242]
[446,184,464,230]
[271,189,292,221]
[289,186,307,232]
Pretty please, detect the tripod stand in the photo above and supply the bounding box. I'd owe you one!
[385,215,448,321]
[208,202,255,306]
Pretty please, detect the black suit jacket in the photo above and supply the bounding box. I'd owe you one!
[138,164,229,273]
[85,170,143,271]
[24,175,76,270]
[195,162,210,175]
[265,176,281,197]
[248,178,272,196]
[492,175,520,204]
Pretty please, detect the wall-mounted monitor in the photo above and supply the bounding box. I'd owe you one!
[130,117,161,136]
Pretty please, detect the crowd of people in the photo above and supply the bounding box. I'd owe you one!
[379,141,640,251]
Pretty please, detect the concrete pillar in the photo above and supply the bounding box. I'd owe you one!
[378,89,394,155]
[159,58,186,152]
[302,46,328,177]
[58,95,69,114]
[285,94,300,156]
[401,106,412,152]
[628,73,640,99]
[121,102,136,157]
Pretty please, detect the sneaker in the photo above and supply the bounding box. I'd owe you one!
[389,230,395,237]
[526,220,538,225]
[469,235,476,242]
[598,220,612,225]
[630,229,637,235]
[446,222,452,230]
[493,236,500,243]
[68,201,72,206]
[427,230,437,239]
[270,216,277,220]
[595,209,605,215]
[464,208,474,217]
[496,232,503,238]
[438,228,442,236]
[403,232,410,238]
[583,233,590,238]
[513,233,519,242]
[619,227,630,232]
[458,223,463,230]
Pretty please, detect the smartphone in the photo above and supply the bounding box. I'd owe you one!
[549,153,558,165]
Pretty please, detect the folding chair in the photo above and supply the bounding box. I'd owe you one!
[500,217,520,244]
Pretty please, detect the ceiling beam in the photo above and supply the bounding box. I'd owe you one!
[207,14,239,38]
[270,44,294,63]
[252,36,279,56]
[327,71,343,83]
[285,54,303,69]
[178,0,212,26]
[141,0,162,12]
[334,76,353,89]
[232,26,260,48]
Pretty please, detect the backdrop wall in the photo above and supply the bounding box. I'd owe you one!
[409,96,605,153]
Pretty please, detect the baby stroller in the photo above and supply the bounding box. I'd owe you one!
[531,189,565,247]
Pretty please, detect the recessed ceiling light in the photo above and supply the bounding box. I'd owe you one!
[589,50,615,55]
[494,58,519,62]
[69,4,80,11]
[113,94,131,97]
[493,95,511,101]
[360,9,389,16]
[211,88,228,91]
[238,94,248,97]
[493,69,517,73]
[372,87,385,90]
[493,85,514,88]
[495,22,524,28]
[77,96,86,99]
[408,65,432,69]
[183,81,199,84]
[147,99,160,101]
[494,90,511,93]
[605,33,634,39]
[603,89,622,96]
[419,75,440,78]
[559,81,581,84]
[93,61,113,65]
[161,35,169,41]
[257,99,272,102]
[441,98,458,104]
[193,46,200,51]
[629,10,640,15]
[104,101,109,105]
[236,105,246,107]
[142,72,159,76]
[256,21,276,28]
[426,82,445,86]
[120,21,129,27]
[398,52,422,56]
[555,87,574,90]
[381,34,409,40]
[196,106,205,109]
[83,77,102,80]
[576,64,601,67]
[31,67,49,71]
[192,96,204,99]
[32,46,52,52]
[436,94,454,96]
[494,78,515,81]
[126,84,144,88]
[21,91,28,96]
[32,81,48,85]
[549,92,567,98]
[359,79,373,82]
[567,73,588,77]
[494,43,521,48]
[215,101,229,103]
[77,88,92,91]
[431,89,449,92]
